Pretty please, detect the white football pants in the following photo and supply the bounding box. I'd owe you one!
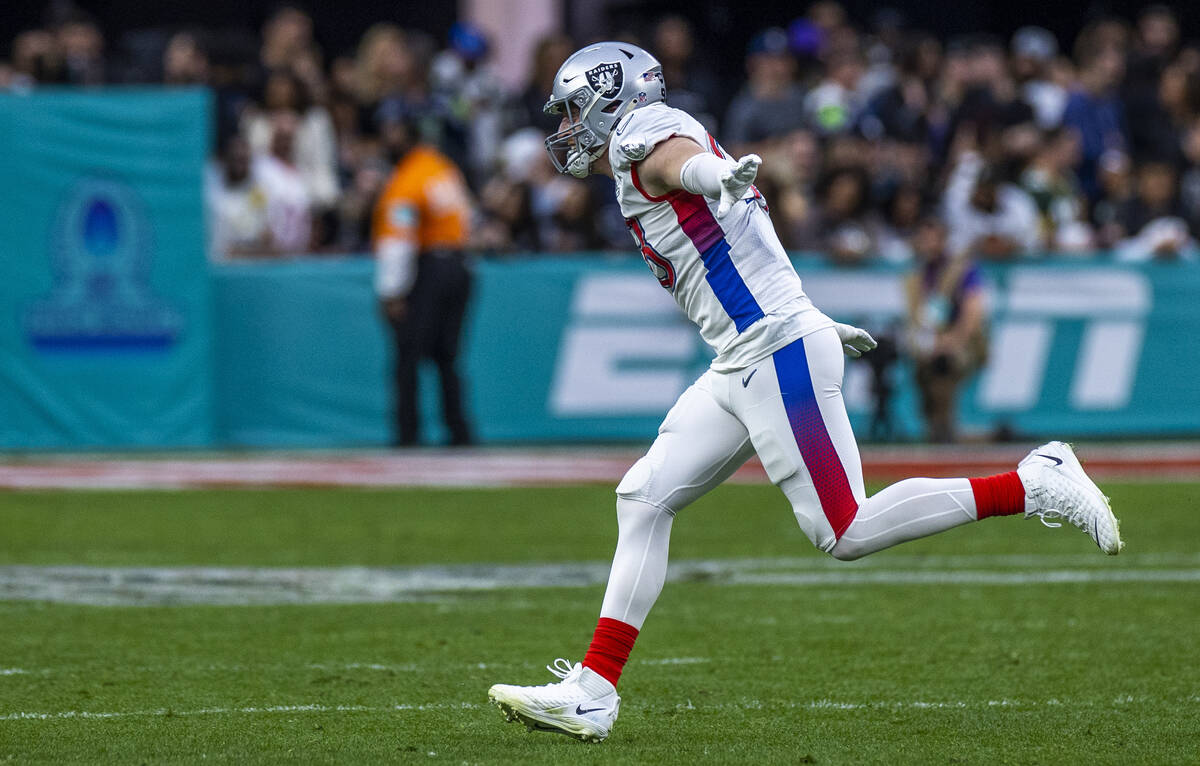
[600,326,982,629]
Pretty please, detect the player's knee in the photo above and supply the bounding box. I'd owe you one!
[616,458,680,517]
[828,537,867,561]
[616,457,656,502]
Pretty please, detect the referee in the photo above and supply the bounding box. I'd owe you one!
[372,98,475,446]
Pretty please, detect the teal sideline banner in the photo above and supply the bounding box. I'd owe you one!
[210,257,1200,446]
[0,89,213,448]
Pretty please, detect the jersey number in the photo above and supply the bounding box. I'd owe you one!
[628,217,675,290]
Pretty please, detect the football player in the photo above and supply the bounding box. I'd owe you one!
[488,42,1123,743]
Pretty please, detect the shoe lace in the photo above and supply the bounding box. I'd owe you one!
[546,657,577,680]
[1025,463,1084,530]
[1033,509,1064,529]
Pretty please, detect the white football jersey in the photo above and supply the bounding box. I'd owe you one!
[608,103,832,371]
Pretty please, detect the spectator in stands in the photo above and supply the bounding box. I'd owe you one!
[804,48,866,136]
[723,28,807,153]
[432,22,512,186]
[796,165,874,265]
[55,9,107,85]
[1091,149,1135,248]
[355,23,416,108]
[254,111,315,254]
[1132,4,1181,66]
[206,134,269,260]
[653,15,720,131]
[925,37,971,160]
[904,215,987,443]
[260,5,315,74]
[870,182,925,263]
[942,127,1039,258]
[11,29,63,85]
[866,45,933,146]
[1123,6,1180,160]
[1063,38,1128,201]
[1020,126,1093,251]
[242,69,339,209]
[856,8,903,104]
[373,99,475,447]
[1113,160,1197,262]
[1180,121,1200,234]
[756,128,821,250]
[163,31,210,86]
[476,129,543,252]
[518,33,574,137]
[334,156,388,252]
[1010,26,1067,129]
[952,36,1035,145]
[1148,59,1200,166]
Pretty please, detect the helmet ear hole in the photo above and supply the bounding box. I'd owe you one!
[601,100,623,114]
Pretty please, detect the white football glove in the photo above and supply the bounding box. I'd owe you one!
[717,154,761,217]
[834,321,878,358]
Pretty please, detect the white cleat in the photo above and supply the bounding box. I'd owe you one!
[488,658,620,743]
[1017,441,1124,555]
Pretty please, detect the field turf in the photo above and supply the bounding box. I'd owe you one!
[1,481,1198,764]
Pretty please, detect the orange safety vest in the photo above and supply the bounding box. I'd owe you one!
[372,145,471,251]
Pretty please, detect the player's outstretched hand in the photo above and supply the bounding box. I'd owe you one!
[717,154,761,217]
[833,321,877,358]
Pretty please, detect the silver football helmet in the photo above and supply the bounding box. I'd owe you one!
[543,42,665,177]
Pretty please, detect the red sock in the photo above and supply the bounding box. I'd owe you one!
[969,471,1027,519]
[582,617,639,687]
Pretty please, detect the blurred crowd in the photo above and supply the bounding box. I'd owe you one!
[4,2,1200,265]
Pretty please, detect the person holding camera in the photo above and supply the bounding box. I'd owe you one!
[905,215,988,443]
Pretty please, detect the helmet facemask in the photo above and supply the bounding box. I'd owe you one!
[544,87,606,178]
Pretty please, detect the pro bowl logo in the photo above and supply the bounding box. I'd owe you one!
[23,176,182,352]
[586,62,623,98]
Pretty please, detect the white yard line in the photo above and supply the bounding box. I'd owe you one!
[1,554,1198,606]
[0,703,460,721]
[0,659,669,679]
[3,696,1194,723]
[1,444,1197,489]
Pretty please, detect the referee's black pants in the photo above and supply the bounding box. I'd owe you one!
[386,252,474,446]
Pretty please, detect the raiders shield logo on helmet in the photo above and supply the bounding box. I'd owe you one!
[585,62,623,98]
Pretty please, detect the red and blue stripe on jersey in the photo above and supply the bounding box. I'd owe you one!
[666,192,764,332]
[628,134,765,333]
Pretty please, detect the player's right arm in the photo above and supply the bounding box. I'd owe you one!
[635,136,762,217]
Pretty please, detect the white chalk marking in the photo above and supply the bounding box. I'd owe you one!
[4,695,1194,723]
[0,702,482,722]
[0,443,1196,489]
[1,554,1198,606]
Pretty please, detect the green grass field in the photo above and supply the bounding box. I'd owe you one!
[1,481,1198,764]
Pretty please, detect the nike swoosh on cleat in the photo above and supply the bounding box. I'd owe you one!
[742,369,757,387]
[575,705,605,715]
[1037,453,1064,466]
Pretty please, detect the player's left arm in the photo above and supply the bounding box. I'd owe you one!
[636,136,762,217]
